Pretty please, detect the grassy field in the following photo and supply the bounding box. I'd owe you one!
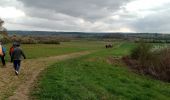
[0,40,109,99]
[31,42,170,100]
[3,40,107,61]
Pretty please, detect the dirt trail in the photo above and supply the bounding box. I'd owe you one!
[0,51,91,100]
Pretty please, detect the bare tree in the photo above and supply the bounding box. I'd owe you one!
[0,18,4,31]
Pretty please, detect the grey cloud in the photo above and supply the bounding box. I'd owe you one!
[18,0,131,21]
[13,0,133,31]
[0,0,23,9]
[130,9,170,33]
[1,0,170,32]
[6,16,93,31]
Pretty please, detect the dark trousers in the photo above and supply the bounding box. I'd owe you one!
[14,60,21,71]
[1,56,6,66]
[10,54,12,62]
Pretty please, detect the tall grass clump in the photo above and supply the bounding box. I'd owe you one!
[123,41,170,82]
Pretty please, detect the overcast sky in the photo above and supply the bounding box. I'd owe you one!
[0,0,170,33]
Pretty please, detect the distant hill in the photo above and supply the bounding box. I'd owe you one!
[7,31,170,40]
[8,31,104,35]
[7,31,107,38]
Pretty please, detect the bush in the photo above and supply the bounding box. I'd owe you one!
[9,35,61,44]
[0,35,11,43]
[20,36,37,44]
[130,42,152,60]
[10,34,22,42]
[39,39,60,44]
[125,42,170,82]
[157,48,170,81]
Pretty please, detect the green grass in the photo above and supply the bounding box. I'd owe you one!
[32,42,170,100]
[3,41,107,61]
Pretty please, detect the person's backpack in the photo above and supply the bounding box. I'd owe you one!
[0,45,3,56]
[9,46,14,56]
[2,47,6,54]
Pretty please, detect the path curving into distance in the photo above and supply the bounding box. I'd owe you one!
[0,51,91,100]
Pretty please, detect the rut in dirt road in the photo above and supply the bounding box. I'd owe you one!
[0,51,91,100]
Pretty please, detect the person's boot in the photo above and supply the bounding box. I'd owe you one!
[15,70,19,75]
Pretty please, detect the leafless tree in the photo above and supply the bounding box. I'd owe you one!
[0,18,8,36]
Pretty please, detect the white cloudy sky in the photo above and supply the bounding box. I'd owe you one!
[0,0,170,33]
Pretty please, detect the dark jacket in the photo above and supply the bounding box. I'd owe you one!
[11,47,26,60]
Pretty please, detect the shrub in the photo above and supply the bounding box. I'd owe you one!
[9,35,61,44]
[0,35,11,43]
[125,42,170,82]
[10,34,22,42]
[157,48,170,81]
[39,39,60,44]
[20,36,37,44]
[130,41,152,60]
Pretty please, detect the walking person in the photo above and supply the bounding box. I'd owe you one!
[0,41,6,66]
[11,42,26,75]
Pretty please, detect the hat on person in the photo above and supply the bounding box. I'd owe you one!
[13,42,17,46]
[13,41,20,46]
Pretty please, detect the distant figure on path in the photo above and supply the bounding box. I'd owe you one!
[11,42,26,75]
[105,44,113,48]
[0,41,6,66]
